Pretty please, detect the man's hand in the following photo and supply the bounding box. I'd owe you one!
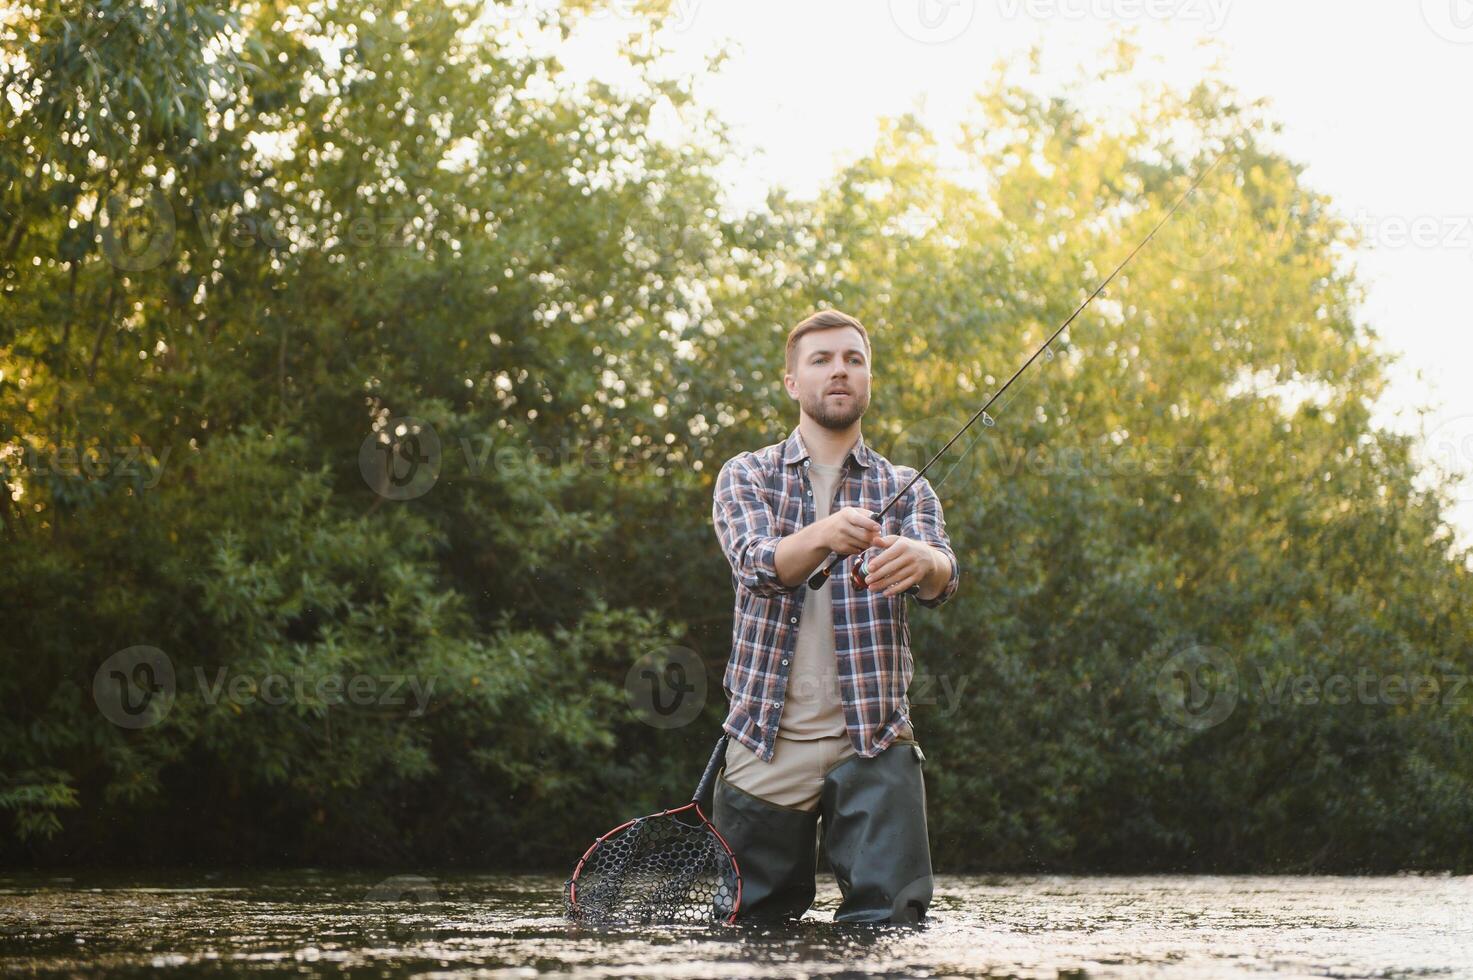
[774,506,881,587]
[861,533,947,598]
[823,507,884,556]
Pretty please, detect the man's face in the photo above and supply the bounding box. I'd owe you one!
[786,326,872,430]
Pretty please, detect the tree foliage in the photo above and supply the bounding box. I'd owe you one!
[2,4,1469,871]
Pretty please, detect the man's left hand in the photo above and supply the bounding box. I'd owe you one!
[861,534,944,597]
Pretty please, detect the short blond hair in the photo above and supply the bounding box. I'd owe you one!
[785,310,871,374]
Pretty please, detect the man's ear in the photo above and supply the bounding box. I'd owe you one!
[783,373,797,400]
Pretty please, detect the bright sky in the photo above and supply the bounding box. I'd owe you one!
[525,0,1473,544]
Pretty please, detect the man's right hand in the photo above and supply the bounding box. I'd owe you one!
[824,507,884,555]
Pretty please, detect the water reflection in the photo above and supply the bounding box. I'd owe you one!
[2,871,1470,977]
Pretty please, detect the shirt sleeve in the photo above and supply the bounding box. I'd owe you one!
[712,455,799,597]
[901,472,959,608]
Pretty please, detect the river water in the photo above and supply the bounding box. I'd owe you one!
[3,871,1471,977]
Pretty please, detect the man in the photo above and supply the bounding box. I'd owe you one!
[710,309,960,924]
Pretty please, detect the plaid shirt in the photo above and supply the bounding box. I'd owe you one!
[711,426,960,762]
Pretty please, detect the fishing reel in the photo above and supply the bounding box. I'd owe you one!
[850,554,922,597]
[845,511,921,597]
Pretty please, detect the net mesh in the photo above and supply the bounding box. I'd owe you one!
[564,807,739,925]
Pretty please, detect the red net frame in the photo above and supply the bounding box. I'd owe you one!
[564,739,742,925]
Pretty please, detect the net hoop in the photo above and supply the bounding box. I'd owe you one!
[565,799,742,925]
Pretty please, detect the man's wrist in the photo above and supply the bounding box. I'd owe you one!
[811,513,834,555]
[917,543,949,600]
[774,519,833,588]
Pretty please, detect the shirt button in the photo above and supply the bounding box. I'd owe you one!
[781,658,789,665]
[806,489,812,496]
[790,616,798,623]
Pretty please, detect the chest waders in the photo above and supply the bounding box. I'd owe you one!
[712,738,932,924]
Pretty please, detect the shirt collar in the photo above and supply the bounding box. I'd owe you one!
[781,426,875,469]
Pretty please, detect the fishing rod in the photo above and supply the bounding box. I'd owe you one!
[808,151,1226,592]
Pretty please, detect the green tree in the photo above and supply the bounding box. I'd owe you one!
[3,4,1469,872]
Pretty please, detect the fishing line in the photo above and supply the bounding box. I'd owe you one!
[810,151,1226,591]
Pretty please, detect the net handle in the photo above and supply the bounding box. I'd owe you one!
[692,735,728,803]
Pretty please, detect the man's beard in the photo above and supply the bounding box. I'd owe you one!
[801,386,869,430]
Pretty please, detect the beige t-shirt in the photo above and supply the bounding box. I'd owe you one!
[779,460,849,739]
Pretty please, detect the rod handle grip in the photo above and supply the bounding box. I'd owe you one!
[692,734,728,805]
[807,559,836,590]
